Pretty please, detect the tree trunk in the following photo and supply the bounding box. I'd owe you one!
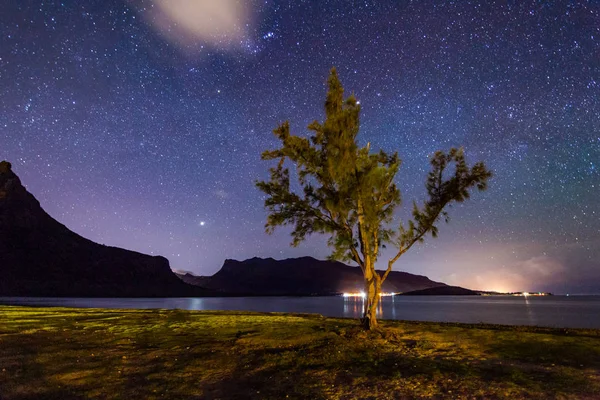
[361,268,381,330]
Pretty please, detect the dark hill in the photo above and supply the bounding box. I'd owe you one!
[0,161,210,297]
[400,286,479,296]
[178,256,447,296]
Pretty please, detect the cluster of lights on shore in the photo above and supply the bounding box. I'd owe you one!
[342,291,550,298]
[342,292,397,298]
[518,292,549,296]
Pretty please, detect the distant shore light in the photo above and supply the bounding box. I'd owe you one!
[343,292,395,298]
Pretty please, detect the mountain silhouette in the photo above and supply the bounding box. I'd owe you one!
[0,161,208,297]
[178,256,447,296]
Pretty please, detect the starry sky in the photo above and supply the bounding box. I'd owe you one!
[1,1,599,294]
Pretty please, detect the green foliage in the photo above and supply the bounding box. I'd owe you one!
[396,148,492,258]
[256,68,492,278]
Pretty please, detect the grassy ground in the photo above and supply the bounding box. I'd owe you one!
[0,306,599,399]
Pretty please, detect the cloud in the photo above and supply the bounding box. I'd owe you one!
[451,239,600,294]
[137,0,256,54]
[519,255,565,278]
[454,256,565,293]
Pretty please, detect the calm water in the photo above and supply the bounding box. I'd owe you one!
[1,295,599,329]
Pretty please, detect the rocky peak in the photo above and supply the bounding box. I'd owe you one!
[0,160,22,199]
[0,160,12,172]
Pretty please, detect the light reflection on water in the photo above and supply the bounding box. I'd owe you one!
[1,295,599,329]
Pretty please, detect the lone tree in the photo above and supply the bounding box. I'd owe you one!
[256,69,492,330]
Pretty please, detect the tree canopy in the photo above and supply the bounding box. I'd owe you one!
[257,68,492,329]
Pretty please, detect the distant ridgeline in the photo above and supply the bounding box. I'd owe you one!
[0,160,459,298]
[0,160,209,297]
[176,256,449,296]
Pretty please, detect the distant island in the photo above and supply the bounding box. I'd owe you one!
[399,286,480,296]
[477,290,553,296]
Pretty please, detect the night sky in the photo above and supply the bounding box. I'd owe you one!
[2,1,599,294]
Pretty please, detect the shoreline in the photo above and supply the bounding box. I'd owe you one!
[1,304,600,335]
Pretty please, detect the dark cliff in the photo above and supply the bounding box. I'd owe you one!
[0,161,208,297]
[178,256,447,296]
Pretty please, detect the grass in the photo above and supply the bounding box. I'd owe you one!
[1,306,599,399]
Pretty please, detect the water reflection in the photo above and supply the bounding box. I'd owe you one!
[190,298,203,309]
[1,295,599,329]
[342,296,383,318]
[343,297,363,317]
[523,294,537,326]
